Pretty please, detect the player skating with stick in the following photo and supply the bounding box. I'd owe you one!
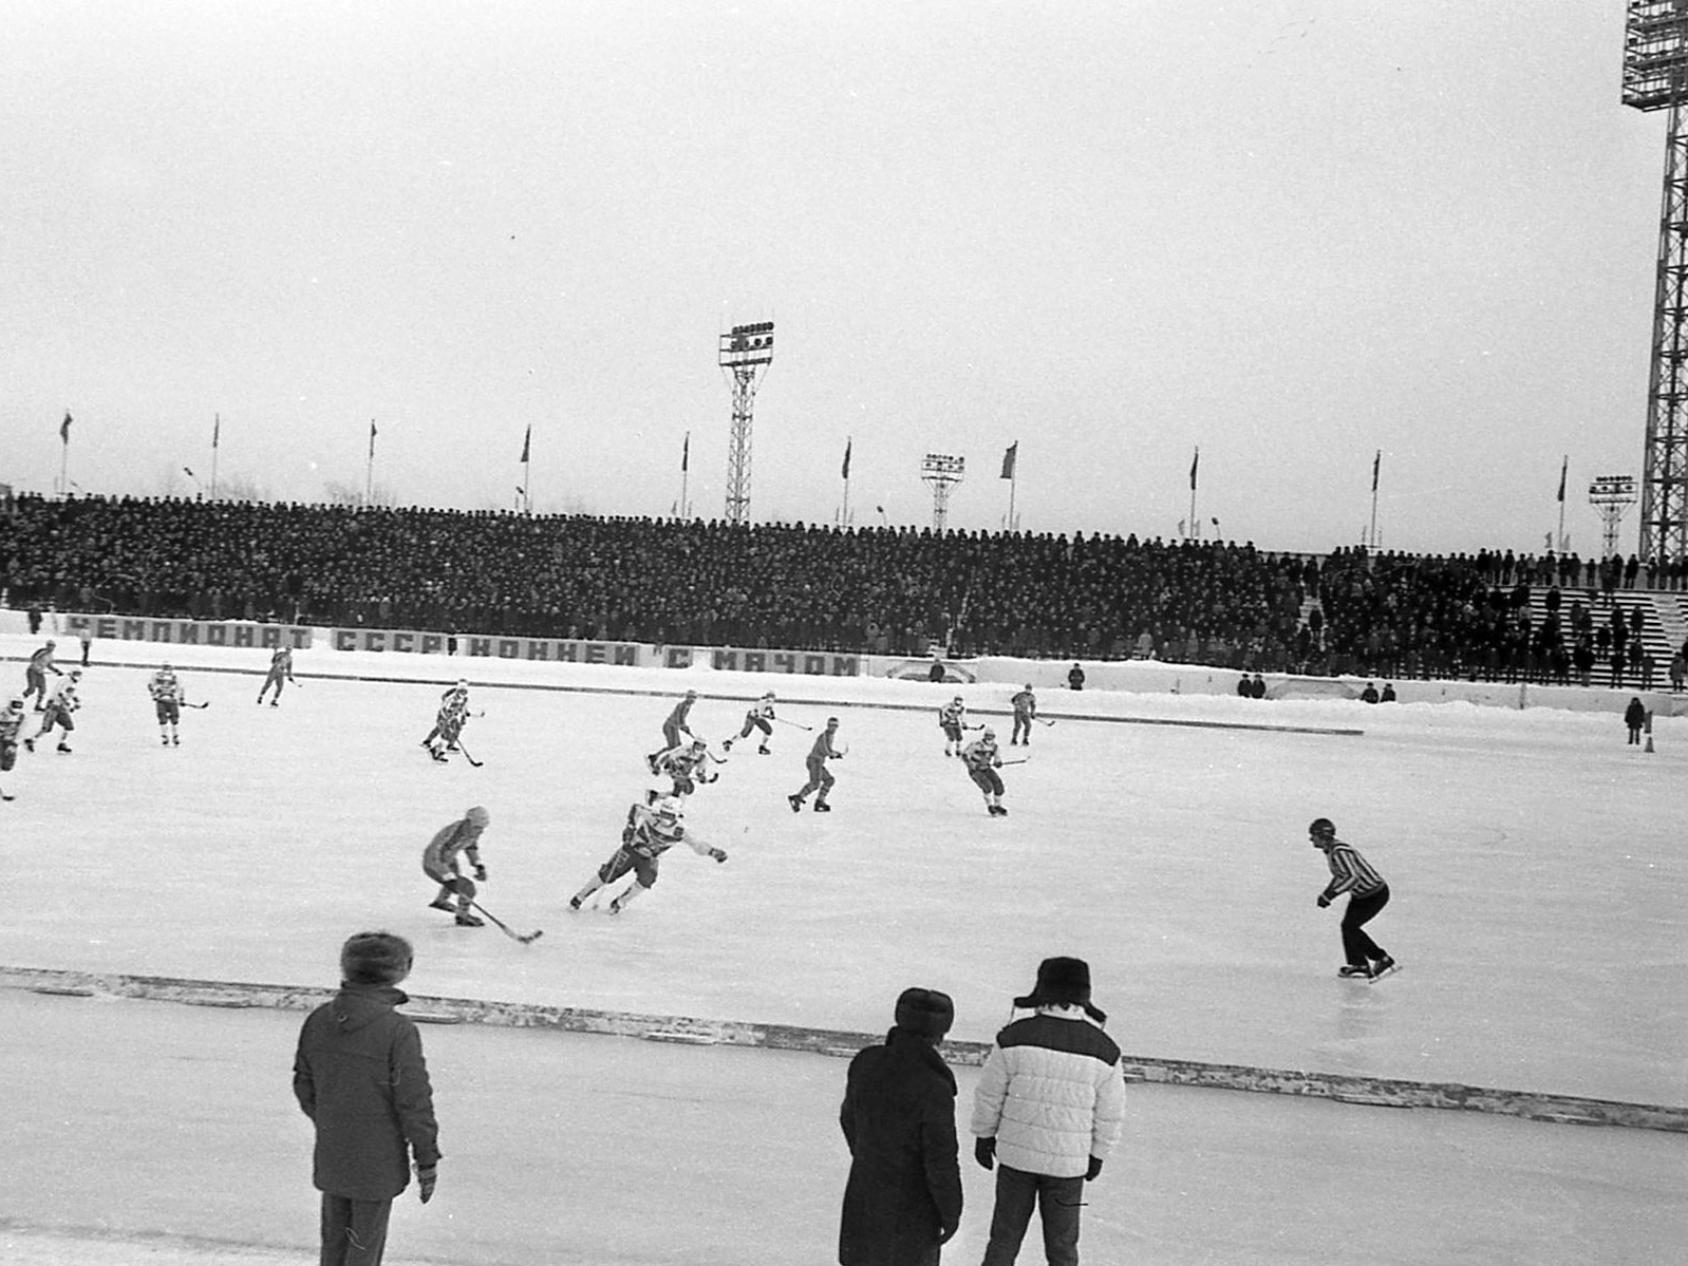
[788,716,846,813]
[147,662,188,747]
[422,806,492,927]
[722,691,779,754]
[568,795,727,914]
[937,695,979,758]
[25,669,81,754]
[961,727,1010,816]
[652,737,720,797]
[1308,817,1397,981]
[21,639,64,711]
[257,646,296,707]
[421,680,470,757]
[645,689,700,772]
[1009,684,1038,746]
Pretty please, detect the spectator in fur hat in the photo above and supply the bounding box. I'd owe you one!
[838,987,964,1266]
[971,957,1126,1266]
[294,932,441,1266]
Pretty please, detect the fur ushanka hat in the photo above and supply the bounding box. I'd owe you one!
[1014,955,1107,1024]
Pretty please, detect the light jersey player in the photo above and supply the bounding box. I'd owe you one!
[26,670,82,754]
[652,738,720,798]
[568,795,727,915]
[788,717,846,813]
[0,697,25,800]
[422,805,490,927]
[722,692,777,755]
[938,695,975,757]
[257,646,296,707]
[961,727,1009,816]
[422,681,471,762]
[22,640,64,710]
[148,664,186,747]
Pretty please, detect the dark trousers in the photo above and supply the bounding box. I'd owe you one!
[980,1164,1084,1266]
[1341,885,1390,967]
[320,1192,393,1266]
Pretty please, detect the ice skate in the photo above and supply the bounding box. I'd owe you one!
[788,794,803,813]
[56,743,72,754]
[813,800,831,812]
[1337,964,1373,979]
[428,896,456,912]
[568,896,583,911]
[161,736,170,746]
[23,738,34,753]
[758,746,770,755]
[171,736,179,746]
[0,790,13,802]
[454,912,485,927]
[1367,956,1400,982]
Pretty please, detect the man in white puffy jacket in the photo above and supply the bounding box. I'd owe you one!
[970,957,1126,1266]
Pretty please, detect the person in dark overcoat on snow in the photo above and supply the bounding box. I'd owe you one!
[838,987,963,1266]
[1624,696,1647,746]
[294,931,441,1266]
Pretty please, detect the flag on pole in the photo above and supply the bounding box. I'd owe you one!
[520,424,531,465]
[368,420,377,458]
[60,411,73,444]
[842,438,852,480]
[1557,455,1567,503]
[681,432,688,473]
[1000,442,1017,480]
[1189,447,1199,490]
[212,414,220,450]
[1371,450,1380,493]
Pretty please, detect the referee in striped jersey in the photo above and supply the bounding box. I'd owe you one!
[1310,818,1395,979]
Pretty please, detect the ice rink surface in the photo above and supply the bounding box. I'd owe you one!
[1,633,1684,1262]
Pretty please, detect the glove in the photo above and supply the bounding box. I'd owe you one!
[1316,894,1331,908]
[974,1136,996,1170]
[709,848,728,863]
[1086,1155,1104,1182]
[473,863,487,882]
[417,1163,437,1204]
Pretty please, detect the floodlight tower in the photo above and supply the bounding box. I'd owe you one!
[1589,474,1639,559]
[718,321,774,525]
[1623,2,1688,564]
[921,453,965,532]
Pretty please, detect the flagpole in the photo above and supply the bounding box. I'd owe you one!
[365,419,376,506]
[1188,446,1198,539]
[58,411,72,497]
[1368,449,1380,549]
[681,430,691,520]
[211,413,220,499]
[1556,454,1568,550]
[841,435,851,527]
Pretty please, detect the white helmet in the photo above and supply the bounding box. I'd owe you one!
[5,698,22,711]
[656,796,684,819]
[456,679,468,690]
[983,727,996,741]
[690,736,708,751]
[69,669,82,680]
[466,805,491,827]
[953,695,964,705]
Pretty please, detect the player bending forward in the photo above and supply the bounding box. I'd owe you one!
[148,663,186,747]
[423,682,472,762]
[722,692,776,755]
[961,727,1009,816]
[423,805,491,927]
[26,669,82,754]
[0,697,25,800]
[1309,817,1396,980]
[645,689,699,772]
[569,795,726,914]
[788,717,845,813]
[653,737,721,798]
[257,646,296,706]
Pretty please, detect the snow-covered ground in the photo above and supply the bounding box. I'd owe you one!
[1,630,1683,1262]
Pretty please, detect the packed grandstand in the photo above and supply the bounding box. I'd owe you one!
[2,491,1685,687]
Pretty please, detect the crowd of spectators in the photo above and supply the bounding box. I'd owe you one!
[2,493,1685,685]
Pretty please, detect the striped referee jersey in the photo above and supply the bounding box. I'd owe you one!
[1319,839,1386,899]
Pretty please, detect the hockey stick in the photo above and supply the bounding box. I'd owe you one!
[469,901,543,944]
[998,757,1029,766]
[180,701,210,710]
[1036,717,1056,728]
[454,740,484,768]
[774,717,813,731]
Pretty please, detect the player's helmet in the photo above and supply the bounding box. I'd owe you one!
[5,698,22,711]
[162,662,173,672]
[1308,817,1335,838]
[685,689,698,699]
[762,691,775,701]
[466,805,491,827]
[69,669,82,680]
[953,695,963,704]
[1024,683,1033,691]
[654,796,685,834]
[45,639,55,648]
[690,736,707,751]
[826,717,839,727]
[983,727,996,740]
[456,679,468,690]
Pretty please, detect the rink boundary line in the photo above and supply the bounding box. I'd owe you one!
[70,655,1367,738]
[6,965,1680,1134]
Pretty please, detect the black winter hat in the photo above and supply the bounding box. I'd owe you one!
[893,987,956,1041]
[340,931,413,986]
[1014,956,1106,1024]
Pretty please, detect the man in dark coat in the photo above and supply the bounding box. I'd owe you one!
[294,931,441,1266]
[839,987,963,1265]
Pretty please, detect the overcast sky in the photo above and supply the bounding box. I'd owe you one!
[0,1,1665,555]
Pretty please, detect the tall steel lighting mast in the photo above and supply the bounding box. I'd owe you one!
[1624,2,1688,564]
[718,321,774,525]
[921,453,965,532]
